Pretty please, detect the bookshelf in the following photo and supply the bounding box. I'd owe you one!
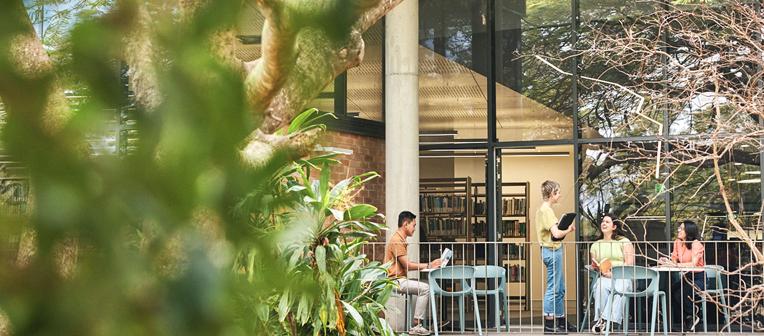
[471,181,530,309]
[419,178,472,240]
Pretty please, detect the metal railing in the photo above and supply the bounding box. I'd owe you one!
[364,240,764,334]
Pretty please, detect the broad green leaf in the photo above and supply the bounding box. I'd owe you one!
[277,291,290,322]
[297,294,311,324]
[315,245,327,273]
[287,108,319,134]
[329,208,344,221]
[319,163,330,208]
[346,204,377,219]
[341,301,364,327]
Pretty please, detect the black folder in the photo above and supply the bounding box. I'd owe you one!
[551,213,576,241]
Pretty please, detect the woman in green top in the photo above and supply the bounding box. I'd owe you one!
[589,214,635,333]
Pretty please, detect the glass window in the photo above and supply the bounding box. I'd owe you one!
[579,142,667,241]
[419,0,487,140]
[577,1,661,138]
[668,141,762,239]
[347,21,383,121]
[495,0,574,141]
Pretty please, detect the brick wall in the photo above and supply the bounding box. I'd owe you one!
[321,131,387,260]
[321,131,385,215]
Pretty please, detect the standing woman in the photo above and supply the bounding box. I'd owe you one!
[589,214,635,333]
[536,180,576,334]
[659,220,705,331]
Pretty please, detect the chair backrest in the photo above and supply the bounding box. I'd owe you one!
[428,266,476,296]
[610,265,660,297]
[705,265,725,290]
[473,265,507,290]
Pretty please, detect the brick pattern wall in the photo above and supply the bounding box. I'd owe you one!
[321,131,386,215]
[321,131,387,261]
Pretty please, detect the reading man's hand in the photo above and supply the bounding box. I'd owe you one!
[430,259,443,269]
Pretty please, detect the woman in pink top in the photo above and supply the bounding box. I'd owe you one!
[659,220,705,331]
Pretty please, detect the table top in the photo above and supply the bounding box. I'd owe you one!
[650,265,705,272]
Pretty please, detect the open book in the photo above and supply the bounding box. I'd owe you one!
[440,248,453,268]
[591,257,612,274]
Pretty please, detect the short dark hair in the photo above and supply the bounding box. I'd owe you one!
[398,211,416,227]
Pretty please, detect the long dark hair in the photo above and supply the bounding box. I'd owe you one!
[595,213,627,241]
[682,220,701,249]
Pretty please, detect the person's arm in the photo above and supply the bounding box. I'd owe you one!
[397,255,442,271]
[670,239,680,263]
[551,223,575,239]
[623,241,635,266]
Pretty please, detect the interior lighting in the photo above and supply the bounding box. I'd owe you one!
[502,152,570,157]
[742,171,761,175]
[737,178,761,184]
[419,130,458,137]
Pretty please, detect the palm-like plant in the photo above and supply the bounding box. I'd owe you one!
[234,109,395,335]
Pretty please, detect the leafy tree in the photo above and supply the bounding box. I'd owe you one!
[0,0,405,335]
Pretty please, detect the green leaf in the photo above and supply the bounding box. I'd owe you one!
[346,204,377,219]
[277,290,290,322]
[329,178,352,200]
[315,245,327,273]
[319,164,330,208]
[287,108,320,134]
[297,294,311,324]
[329,208,344,221]
[341,301,364,327]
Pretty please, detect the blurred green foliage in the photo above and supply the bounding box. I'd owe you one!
[0,1,392,335]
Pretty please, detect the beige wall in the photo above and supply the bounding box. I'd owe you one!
[446,145,577,313]
[420,158,454,178]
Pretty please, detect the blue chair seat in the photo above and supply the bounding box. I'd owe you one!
[473,265,510,332]
[605,265,668,336]
[428,266,483,336]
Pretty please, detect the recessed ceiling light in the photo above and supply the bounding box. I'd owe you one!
[742,171,761,175]
[734,162,743,166]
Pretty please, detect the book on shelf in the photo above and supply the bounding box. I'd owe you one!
[471,220,526,238]
[424,217,466,236]
[499,219,526,237]
[472,197,526,216]
[506,243,525,260]
[501,197,526,216]
[504,264,525,282]
[473,199,486,216]
[420,194,468,213]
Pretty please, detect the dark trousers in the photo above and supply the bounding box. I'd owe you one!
[671,272,705,328]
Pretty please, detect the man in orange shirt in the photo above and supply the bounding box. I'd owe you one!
[385,211,442,335]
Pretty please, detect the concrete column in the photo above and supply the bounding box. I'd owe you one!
[385,0,419,252]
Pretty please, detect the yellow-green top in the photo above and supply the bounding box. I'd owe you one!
[590,237,631,266]
[535,203,561,249]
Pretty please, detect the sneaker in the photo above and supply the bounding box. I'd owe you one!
[408,324,431,335]
[591,319,605,334]
[556,317,578,332]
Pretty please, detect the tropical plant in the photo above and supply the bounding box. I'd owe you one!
[231,108,395,336]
